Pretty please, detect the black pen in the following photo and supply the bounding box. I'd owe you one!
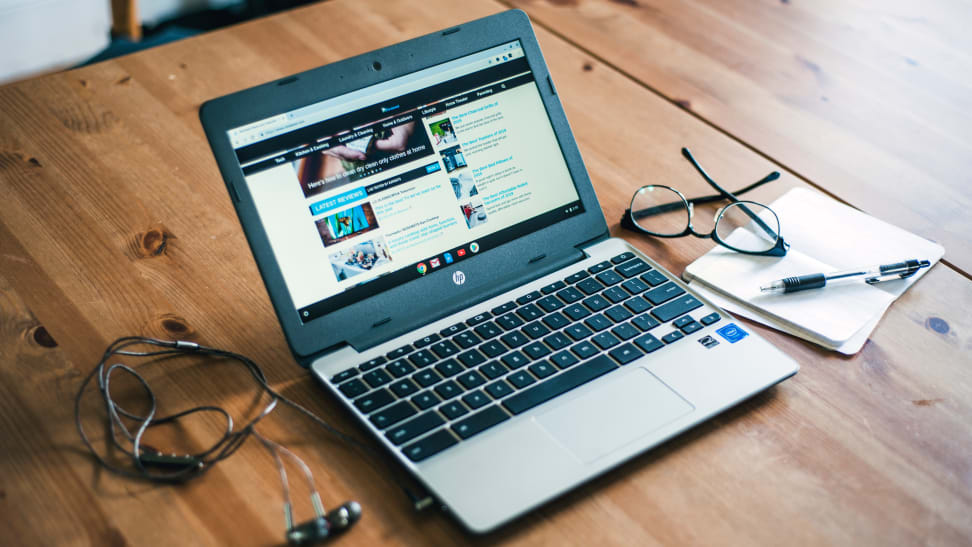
[759,259,931,294]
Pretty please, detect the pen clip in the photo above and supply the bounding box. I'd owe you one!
[864,271,916,285]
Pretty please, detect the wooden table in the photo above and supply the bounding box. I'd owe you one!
[2,0,970,544]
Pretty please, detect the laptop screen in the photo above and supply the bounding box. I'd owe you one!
[228,40,583,323]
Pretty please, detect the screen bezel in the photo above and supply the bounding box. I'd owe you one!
[200,10,607,359]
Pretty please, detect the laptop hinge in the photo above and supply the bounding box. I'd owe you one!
[576,228,611,253]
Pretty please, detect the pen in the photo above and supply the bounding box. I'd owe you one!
[759,259,931,294]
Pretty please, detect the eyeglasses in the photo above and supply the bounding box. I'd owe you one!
[621,148,789,257]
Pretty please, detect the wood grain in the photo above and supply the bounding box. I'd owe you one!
[507,0,972,274]
[0,0,970,544]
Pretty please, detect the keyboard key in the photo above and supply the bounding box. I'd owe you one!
[338,378,367,398]
[632,313,660,331]
[434,380,462,400]
[577,277,604,295]
[457,349,487,368]
[523,341,551,360]
[682,321,702,334]
[507,371,536,389]
[454,331,481,349]
[457,370,487,390]
[363,369,392,388]
[479,361,509,380]
[541,280,566,294]
[611,323,640,341]
[588,261,611,274]
[461,390,490,409]
[369,401,416,429]
[331,368,358,383]
[516,304,543,321]
[556,286,585,304]
[582,294,610,312]
[605,305,634,323]
[550,351,579,369]
[564,304,591,321]
[592,331,621,350]
[474,321,502,340]
[645,282,686,306]
[571,341,599,359]
[621,278,650,294]
[516,291,542,305]
[501,331,529,348]
[537,295,565,312]
[491,301,516,315]
[609,343,643,365]
[430,340,460,358]
[403,429,457,462]
[434,358,464,377]
[674,316,695,328]
[466,312,492,326]
[360,356,387,371]
[485,380,514,399]
[480,340,507,358]
[414,333,440,348]
[584,314,613,332]
[412,391,441,409]
[439,401,469,420]
[408,349,437,368]
[565,270,590,284]
[390,378,419,398]
[501,351,529,369]
[528,361,557,379]
[386,411,445,445]
[543,332,572,350]
[624,296,651,314]
[565,323,593,341]
[616,258,649,277]
[651,295,703,322]
[634,333,664,354]
[602,286,630,304]
[661,331,685,344]
[452,405,509,439]
[522,321,550,339]
[412,369,443,388]
[542,312,570,330]
[640,270,669,287]
[387,345,413,360]
[701,313,721,326]
[503,355,617,415]
[354,389,394,413]
[595,270,623,286]
[386,359,415,378]
[496,313,525,330]
[611,252,636,264]
[439,322,466,337]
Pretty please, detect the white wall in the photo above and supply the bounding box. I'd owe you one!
[0,0,244,85]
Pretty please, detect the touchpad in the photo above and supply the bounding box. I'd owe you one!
[536,367,694,464]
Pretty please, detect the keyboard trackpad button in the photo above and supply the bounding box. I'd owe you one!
[536,367,694,464]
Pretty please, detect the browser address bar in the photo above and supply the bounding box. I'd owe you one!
[231,41,522,147]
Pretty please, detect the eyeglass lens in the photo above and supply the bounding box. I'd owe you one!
[715,201,781,253]
[629,186,689,236]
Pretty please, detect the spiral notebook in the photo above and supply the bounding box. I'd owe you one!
[682,188,945,354]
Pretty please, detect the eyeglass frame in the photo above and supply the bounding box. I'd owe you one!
[620,147,790,257]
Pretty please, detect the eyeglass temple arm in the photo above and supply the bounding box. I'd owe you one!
[681,147,781,240]
[628,171,779,221]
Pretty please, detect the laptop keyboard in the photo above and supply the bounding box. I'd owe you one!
[329,252,722,463]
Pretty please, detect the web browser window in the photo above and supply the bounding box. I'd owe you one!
[228,41,583,322]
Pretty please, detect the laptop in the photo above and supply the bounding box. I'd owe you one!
[199,10,798,533]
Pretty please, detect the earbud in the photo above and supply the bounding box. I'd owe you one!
[285,499,362,546]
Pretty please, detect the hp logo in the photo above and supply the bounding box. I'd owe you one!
[452,271,466,286]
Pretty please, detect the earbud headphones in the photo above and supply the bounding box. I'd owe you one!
[74,337,377,545]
